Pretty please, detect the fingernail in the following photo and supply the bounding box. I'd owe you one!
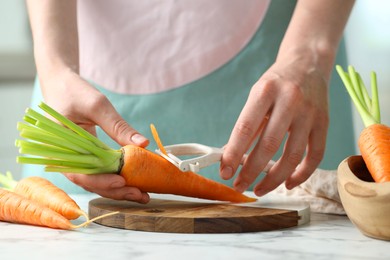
[286,183,294,190]
[235,181,248,193]
[124,192,137,201]
[124,193,142,201]
[221,166,233,179]
[131,134,148,145]
[110,181,125,188]
[254,188,265,197]
[140,194,150,204]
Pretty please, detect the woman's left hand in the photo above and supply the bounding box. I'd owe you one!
[220,57,330,197]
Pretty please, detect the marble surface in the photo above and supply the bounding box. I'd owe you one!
[0,193,389,260]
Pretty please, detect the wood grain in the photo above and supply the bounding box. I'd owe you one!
[338,156,390,240]
[89,197,304,233]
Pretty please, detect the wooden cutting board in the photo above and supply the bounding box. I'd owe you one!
[89,194,310,233]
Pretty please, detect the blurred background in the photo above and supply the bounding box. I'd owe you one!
[0,0,34,179]
[0,1,389,180]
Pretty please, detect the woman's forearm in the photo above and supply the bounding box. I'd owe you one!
[277,0,355,80]
[26,0,79,80]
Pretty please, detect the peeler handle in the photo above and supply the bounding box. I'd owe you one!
[166,143,224,172]
[160,143,274,173]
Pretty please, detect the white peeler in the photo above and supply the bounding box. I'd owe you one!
[155,143,275,173]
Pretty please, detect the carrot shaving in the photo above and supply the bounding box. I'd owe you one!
[150,124,167,155]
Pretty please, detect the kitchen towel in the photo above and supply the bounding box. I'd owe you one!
[272,169,346,215]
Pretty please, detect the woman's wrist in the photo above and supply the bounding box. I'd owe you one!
[276,0,354,82]
[276,39,337,83]
[34,43,79,79]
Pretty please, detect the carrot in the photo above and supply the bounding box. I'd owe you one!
[15,102,256,203]
[120,145,256,203]
[0,189,118,230]
[0,171,88,220]
[146,124,255,202]
[336,65,390,183]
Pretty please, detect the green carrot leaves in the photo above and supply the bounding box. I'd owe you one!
[336,65,380,127]
[0,171,17,190]
[16,102,122,174]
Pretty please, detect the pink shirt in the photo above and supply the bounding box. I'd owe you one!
[78,0,270,95]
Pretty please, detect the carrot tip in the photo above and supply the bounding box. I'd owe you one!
[71,211,120,229]
[79,210,90,221]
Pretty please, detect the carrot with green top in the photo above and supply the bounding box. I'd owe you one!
[336,65,390,183]
[0,171,88,220]
[0,189,117,230]
[16,102,256,203]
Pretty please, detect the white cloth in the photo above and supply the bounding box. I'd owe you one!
[272,169,346,215]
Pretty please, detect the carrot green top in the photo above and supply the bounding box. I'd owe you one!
[336,65,380,127]
[16,102,123,174]
[0,172,17,191]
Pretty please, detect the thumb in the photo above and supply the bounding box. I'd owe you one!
[91,101,149,147]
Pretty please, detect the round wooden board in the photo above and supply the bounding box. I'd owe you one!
[89,196,310,233]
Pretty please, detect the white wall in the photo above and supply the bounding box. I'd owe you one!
[0,1,389,180]
[0,0,34,179]
[0,83,33,179]
[0,0,31,53]
[344,1,390,151]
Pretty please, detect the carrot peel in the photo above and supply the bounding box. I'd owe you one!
[150,123,167,156]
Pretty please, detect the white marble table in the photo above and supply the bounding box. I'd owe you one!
[0,193,388,260]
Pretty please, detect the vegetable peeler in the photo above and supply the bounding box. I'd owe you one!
[155,143,275,173]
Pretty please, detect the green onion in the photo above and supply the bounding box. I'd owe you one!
[16,102,122,174]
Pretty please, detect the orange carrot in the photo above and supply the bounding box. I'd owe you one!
[337,65,390,183]
[0,189,117,230]
[120,144,256,203]
[16,102,257,203]
[358,124,390,183]
[0,172,88,220]
[146,124,256,202]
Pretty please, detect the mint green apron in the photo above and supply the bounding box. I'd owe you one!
[23,0,355,194]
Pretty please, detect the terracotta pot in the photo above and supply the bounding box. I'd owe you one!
[337,156,390,240]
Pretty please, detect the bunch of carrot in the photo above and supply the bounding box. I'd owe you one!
[16,102,256,203]
[0,171,117,229]
[336,65,390,183]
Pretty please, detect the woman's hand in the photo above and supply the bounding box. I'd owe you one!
[65,172,150,204]
[42,70,150,203]
[220,57,329,197]
[220,0,354,197]
[26,0,150,203]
